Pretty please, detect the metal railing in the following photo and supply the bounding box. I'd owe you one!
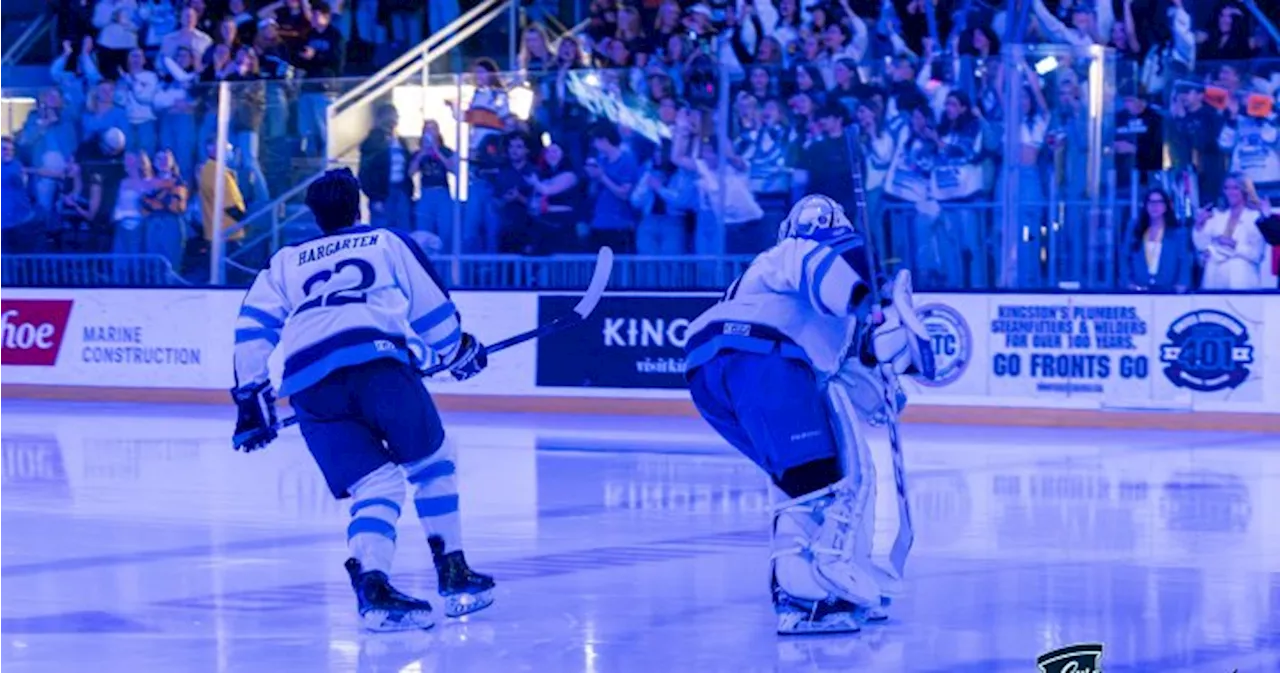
[325,0,513,160]
[1,14,53,67]
[1,254,188,287]
[1,253,755,290]
[215,0,515,277]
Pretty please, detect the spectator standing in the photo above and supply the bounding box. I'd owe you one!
[358,104,412,230]
[1120,187,1193,291]
[1217,93,1280,200]
[1194,174,1267,290]
[797,103,856,214]
[117,48,161,153]
[95,2,142,77]
[138,0,179,55]
[490,133,538,253]
[459,59,513,252]
[161,7,214,65]
[258,0,312,52]
[584,123,640,254]
[854,99,894,261]
[1115,91,1164,194]
[154,46,201,180]
[1,137,38,254]
[1170,85,1227,205]
[527,140,583,254]
[195,139,247,279]
[409,120,458,252]
[48,37,103,118]
[295,1,345,158]
[142,147,189,269]
[734,95,791,237]
[82,81,131,147]
[633,139,691,255]
[934,91,988,288]
[111,150,151,255]
[1196,3,1257,61]
[74,127,128,252]
[16,86,81,222]
[224,48,271,209]
[1257,199,1280,289]
[882,105,938,280]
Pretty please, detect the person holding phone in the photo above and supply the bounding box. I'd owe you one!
[1194,173,1268,290]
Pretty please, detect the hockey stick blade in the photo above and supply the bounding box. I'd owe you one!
[273,247,614,431]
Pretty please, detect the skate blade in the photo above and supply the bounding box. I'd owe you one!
[442,589,494,618]
[361,608,436,633]
[777,612,861,636]
[864,596,892,623]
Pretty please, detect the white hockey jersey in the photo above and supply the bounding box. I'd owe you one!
[685,234,870,378]
[233,226,462,397]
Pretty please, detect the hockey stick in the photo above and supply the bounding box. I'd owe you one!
[845,122,916,579]
[275,247,614,430]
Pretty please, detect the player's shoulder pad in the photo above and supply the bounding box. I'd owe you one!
[383,227,452,297]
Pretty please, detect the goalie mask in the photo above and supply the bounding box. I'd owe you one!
[778,194,855,243]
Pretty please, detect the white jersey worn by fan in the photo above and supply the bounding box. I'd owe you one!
[234,225,462,396]
[684,235,869,379]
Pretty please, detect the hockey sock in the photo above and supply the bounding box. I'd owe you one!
[404,440,463,555]
[774,457,842,499]
[347,463,405,574]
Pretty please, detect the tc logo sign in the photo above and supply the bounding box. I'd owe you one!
[914,303,971,387]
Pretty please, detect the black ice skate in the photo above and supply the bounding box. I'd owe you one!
[429,535,495,617]
[345,558,436,632]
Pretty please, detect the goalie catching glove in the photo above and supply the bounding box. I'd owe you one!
[861,270,936,380]
[231,380,278,452]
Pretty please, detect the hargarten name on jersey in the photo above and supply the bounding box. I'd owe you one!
[297,233,381,265]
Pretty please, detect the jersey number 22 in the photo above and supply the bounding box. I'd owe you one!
[298,259,375,313]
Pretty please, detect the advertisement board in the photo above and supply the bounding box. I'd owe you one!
[535,294,717,390]
[902,293,1273,414]
[2,289,241,389]
[2,288,1276,419]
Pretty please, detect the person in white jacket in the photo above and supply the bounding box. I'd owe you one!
[116,48,159,154]
[1194,174,1268,290]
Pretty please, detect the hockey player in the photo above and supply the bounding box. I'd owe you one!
[229,168,495,632]
[684,193,932,635]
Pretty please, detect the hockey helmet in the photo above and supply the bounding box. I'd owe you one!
[778,194,855,243]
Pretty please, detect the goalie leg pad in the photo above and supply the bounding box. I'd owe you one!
[770,478,881,609]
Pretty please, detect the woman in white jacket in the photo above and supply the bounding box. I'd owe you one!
[1194,174,1267,290]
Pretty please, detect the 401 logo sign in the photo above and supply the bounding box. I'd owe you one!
[1037,643,1103,673]
[1159,309,1254,392]
[915,303,971,387]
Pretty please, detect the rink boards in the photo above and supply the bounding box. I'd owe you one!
[2,288,1277,429]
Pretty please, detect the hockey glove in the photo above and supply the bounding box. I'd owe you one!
[446,332,488,382]
[231,380,278,452]
[868,270,936,380]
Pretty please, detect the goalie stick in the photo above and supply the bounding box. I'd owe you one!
[274,246,614,431]
[845,120,919,581]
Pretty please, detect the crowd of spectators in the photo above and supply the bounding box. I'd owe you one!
[0,0,403,279]
[5,0,1280,291]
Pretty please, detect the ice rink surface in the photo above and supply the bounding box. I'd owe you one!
[2,399,1279,673]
